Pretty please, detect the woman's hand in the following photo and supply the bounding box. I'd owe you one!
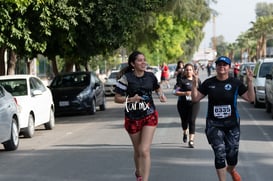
[246,67,253,83]
[128,94,142,102]
[159,94,167,102]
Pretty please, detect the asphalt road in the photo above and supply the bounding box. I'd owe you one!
[0,70,273,181]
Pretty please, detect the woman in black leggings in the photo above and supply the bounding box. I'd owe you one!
[174,63,200,148]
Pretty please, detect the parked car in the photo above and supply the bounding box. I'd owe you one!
[104,71,119,96]
[146,66,161,83]
[265,66,273,117]
[48,71,106,115]
[239,62,255,85]
[0,75,55,138]
[168,63,176,79]
[252,58,273,107]
[115,62,128,71]
[0,85,19,151]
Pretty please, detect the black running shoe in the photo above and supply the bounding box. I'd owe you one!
[183,134,187,143]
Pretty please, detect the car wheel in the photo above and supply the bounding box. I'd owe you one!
[99,96,106,111]
[44,107,55,130]
[265,98,271,113]
[254,92,262,108]
[3,118,19,151]
[89,99,96,115]
[23,114,35,138]
[271,106,273,119]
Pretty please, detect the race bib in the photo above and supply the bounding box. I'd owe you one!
[213,105,231,119]
[186,95,192,101]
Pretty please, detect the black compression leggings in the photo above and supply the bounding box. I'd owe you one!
[177,100,200,134]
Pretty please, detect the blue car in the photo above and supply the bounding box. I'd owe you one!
[49,72,106,115]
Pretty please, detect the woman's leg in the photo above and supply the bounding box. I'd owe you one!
[177,101,188,131]
[189,102,200,141]
[140,126,156,181]
[216,168,227,181]
[225,126,241,181]
[129,132,142,177]
[177,101,188,142]
[206,124,227,181]
[129,126,156,181]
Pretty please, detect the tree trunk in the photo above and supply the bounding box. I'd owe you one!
[64,62,74,72]
[26,58,31,74]
[51,56,59,76]
[7,50,17,75]
[0,47,5,75]
[85,62,90,71]
[75,63,81,71]
[261,35,266,58]
[256,38,261,59]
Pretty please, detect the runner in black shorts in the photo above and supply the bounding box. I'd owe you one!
[191,56,255,181]
[115,51,166,181]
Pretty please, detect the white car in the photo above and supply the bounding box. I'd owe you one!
[168,63,177,79]
[0,75,55,138]
[104,71,119,96]
[147,66,161,83]
[0,85,19,151]
[252,58,273,107]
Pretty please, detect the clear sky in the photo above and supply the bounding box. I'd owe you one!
[200,0,272,49]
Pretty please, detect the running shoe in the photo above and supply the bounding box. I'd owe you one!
[230,170,241,181]
[135,172,142,181]
[188,140,194,148]
[183,134,187,143]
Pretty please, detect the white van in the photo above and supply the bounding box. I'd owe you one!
[252,58,273,107]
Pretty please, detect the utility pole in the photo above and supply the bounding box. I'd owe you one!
[212,13,216,51]
[211,10,218,59]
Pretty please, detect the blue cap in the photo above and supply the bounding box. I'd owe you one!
[215,56,231,65]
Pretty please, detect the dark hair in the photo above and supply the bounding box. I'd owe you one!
[184,63,194,69]
[117,50,144,79]
[175,60,184,71]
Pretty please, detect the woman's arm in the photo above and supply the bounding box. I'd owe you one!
[155,88,167,102]
[114,93,127,104]
[115,93,144,103]
[240,68,255,103]
[115,93,144,104]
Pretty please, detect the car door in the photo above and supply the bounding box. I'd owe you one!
[91,73,104,105]
[0,87,9,141]
[29,77,51,125]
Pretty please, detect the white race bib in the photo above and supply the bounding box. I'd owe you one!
[213,105,231,119]
[186,95,192,101]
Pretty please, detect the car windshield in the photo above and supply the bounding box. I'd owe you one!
[109,72,118,79]
[168,65,176,71]
[51,73,90,88]
[0,79,27,96]
[259,63,273,78]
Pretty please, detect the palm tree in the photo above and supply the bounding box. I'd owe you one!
[249,16,273,59]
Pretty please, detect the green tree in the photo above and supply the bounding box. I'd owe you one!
[248,16,273,59]
[0,1,54,75]
[0,0,211,75]
[132,0,211,64]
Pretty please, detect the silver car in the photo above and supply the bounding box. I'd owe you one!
[0,85,19,151]
[104,71,119,96]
